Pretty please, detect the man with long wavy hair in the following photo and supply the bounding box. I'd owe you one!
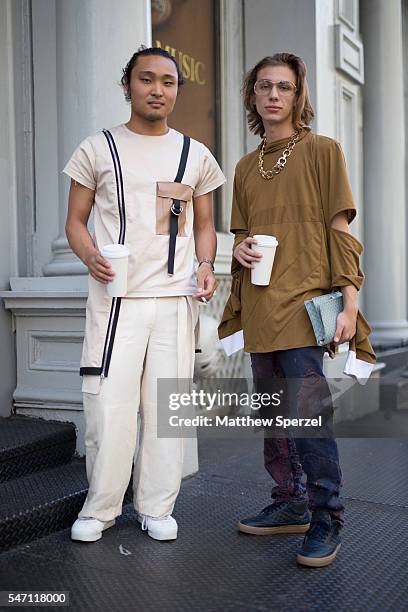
[218,53,375,567]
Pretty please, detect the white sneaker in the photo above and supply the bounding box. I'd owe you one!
[71,517,116,542]
[137,514,178,541]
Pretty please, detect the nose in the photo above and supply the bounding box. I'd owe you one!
[268,84,280,100]
[151,82,164,97]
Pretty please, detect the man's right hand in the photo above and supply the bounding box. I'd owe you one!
[84,250,115,284]
[233,236,263,268]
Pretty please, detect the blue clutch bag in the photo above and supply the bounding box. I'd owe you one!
[304,291,343,346]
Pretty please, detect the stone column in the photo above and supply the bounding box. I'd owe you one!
[361,0,408,345]
[43,0,152,276]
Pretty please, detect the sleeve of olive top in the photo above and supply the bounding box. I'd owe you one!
[315,137,364,290]
[194,144,226,197]
[316,137,357,227]
[62,137,97,191]
[231,167,250,243]
[330,228,365,291]
[230,166,249,275]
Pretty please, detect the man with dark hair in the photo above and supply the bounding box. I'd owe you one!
[121,46,185,101]
[64,47,225,542]
[219,53,375,567]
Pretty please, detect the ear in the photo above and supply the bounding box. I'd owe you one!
[121,77,130,99]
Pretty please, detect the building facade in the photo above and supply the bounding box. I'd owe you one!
[0,1,407,466]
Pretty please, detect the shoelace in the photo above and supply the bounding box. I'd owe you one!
[306,520,331,542]
[140,514,170,531]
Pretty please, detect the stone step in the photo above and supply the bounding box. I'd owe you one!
[0,415,76,482]
[0,415,136,552]
[0,460,87,552]
[0,460,133,553]
[375,346,408,375]
[379,366,408,416]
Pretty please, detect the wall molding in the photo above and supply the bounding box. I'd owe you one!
[28,330,84,373]
[334,23,364,84]
[336,0,358,32]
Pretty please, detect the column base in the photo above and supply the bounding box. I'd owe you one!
[369,320,408,348]
[42,236,87,277]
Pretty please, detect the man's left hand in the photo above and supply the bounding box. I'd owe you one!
[333,309,357,344]
[193,263,217,302]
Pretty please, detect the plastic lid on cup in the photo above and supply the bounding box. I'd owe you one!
[253,234,278,247]
[100,243,130,258]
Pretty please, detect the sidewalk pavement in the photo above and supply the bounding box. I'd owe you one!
[0,435,407,611]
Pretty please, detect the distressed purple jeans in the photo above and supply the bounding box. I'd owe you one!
[250,347,344,524]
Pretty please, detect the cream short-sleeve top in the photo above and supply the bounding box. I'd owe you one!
[63,124,226,297]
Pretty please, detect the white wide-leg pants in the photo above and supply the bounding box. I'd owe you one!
[78,296,198,522]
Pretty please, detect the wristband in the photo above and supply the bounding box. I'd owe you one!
[198,258,215,272]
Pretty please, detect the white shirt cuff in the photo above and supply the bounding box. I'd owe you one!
[220,330,244,356]
[343,350,374,385]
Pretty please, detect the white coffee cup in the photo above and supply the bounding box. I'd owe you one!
[100,243,130,297]
[251,235,279,286]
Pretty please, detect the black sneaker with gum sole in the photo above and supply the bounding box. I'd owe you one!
[296,509,341,567]
[238,499,311,535]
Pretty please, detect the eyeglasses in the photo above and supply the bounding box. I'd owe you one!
[254,79,297,96]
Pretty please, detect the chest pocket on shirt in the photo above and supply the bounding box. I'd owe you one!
[156,182,193,236]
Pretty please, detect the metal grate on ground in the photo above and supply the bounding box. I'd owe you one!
[0,437,407,612]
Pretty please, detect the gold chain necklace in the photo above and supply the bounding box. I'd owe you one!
[258,130,301,179]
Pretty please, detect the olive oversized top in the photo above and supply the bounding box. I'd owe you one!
[218,126,376,368]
